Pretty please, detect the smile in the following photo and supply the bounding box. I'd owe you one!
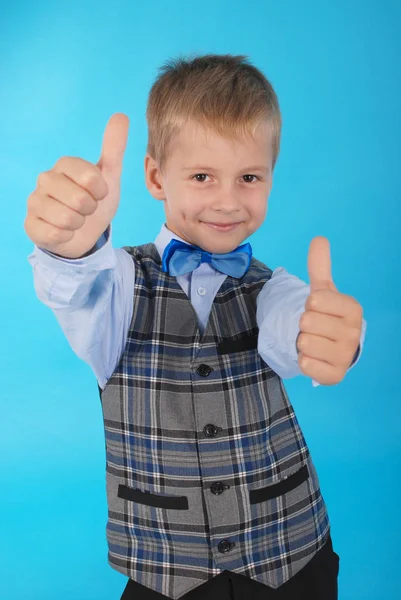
[202,222,241,232]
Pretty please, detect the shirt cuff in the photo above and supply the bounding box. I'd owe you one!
[32,224,112,270]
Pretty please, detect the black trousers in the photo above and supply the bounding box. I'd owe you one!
[120,534,339,600]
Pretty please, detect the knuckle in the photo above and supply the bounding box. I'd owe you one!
[350,327,361,345]
[81,169,98,192]
[299,312,310,330]
[72,190,91,213]
[48,227,63,244]
[307,292,318,308]
[27,192,37,211]
[297,333,307,351]
[59,209,75,228]
[356,304,363,321]
[349,297,362,315]
[299,355,309,370]
[23,215,32,235]
[54,156,69,168]
[37,170,50,187]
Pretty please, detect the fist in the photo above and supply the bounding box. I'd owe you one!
[297,237,363,386]
[24,113,129,259]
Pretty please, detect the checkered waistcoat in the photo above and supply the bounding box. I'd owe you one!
[98,242,331,599]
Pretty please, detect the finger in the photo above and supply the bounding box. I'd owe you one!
[36,171,98,216]
[298,354,343,386]
[97,112,130,178]
[296,333,353,368]
[32,194,86,231]
[305,289,362,326]
[52,157,108,201]
[307,236,337,293]
[24,213,74,248]
[299,310,346,341]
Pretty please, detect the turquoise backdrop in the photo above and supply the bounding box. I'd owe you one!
[1,1,400,598]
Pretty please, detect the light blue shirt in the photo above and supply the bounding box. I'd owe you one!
[27,223,367,390]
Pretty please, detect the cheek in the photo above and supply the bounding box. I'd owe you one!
[174,200,198,222]
[250,198,268,221]
[179,197,203,219]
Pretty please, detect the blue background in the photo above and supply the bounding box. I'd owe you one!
[1,0,400,598]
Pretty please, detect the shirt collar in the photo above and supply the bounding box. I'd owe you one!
[154,223,192,259]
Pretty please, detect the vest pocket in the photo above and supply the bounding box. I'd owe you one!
[118,484,189,510]
[249,464,309,504]
[217,332,258,354]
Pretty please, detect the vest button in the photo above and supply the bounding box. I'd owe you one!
[196,364,213,377]
[210,481,227,495]
[218,540,235,553]
[203,424,221,437]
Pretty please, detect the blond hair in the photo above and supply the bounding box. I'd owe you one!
[146,53,282,173]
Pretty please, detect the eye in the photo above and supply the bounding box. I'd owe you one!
[242,174,260,183]
[191,174,210,182]
[191,173,261,183]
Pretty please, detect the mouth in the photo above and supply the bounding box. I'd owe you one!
[202,222,242,232]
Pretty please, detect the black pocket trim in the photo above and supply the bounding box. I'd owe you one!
[217,333,258,355]
[249,464,309,504]
[118,484,189,510]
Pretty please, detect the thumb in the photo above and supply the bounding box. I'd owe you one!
[307,236,337,292]
[97,113,129,178]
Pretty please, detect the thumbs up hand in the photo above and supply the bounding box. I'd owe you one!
[24,113,129,259]
[296,237,363,386]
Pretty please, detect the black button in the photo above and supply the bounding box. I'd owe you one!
[196,364,213,377]
[210,481,230,495]
[218,540,235,553]
[203,424,221,438]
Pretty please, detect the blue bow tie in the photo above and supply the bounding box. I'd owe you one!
[162,239,252,278]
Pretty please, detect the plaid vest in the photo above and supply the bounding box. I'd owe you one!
[98,243,330,599]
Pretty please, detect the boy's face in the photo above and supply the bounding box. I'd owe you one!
[145,120,274,254]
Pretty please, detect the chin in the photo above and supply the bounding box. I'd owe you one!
[197,222,251,252]
[200,239,244,254]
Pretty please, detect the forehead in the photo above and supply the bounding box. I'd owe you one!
[170,120,273,165]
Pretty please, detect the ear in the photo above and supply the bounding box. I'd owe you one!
[144,154,166,201]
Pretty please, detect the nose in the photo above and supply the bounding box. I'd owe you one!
[211,189,241,213]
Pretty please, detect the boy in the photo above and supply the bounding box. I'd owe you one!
[25,54,366,600]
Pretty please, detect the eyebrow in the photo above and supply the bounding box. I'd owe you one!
[180,165,270,173]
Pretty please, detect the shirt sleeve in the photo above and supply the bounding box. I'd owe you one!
[256,267,309,380]
[27,224,135,389]
[256,266,367,387]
